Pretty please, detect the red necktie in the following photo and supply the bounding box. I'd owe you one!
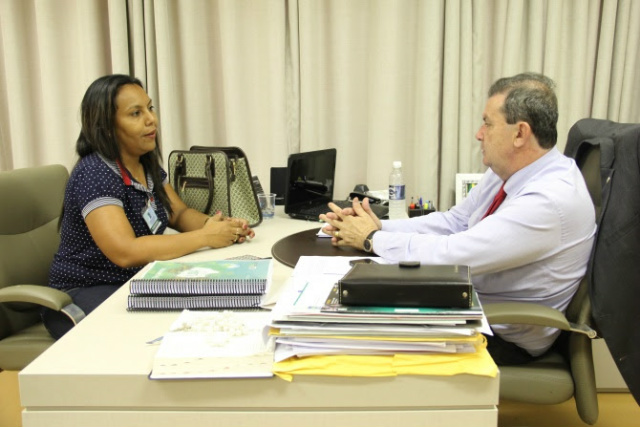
[482,183,506,219]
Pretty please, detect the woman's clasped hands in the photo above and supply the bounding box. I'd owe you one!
[202,212,255,248]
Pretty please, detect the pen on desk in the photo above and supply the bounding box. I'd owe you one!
[293,281,309,306]
[146,336,163,345]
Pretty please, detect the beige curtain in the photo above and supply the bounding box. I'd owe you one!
[0,0,143,170]
[150,0,290,191]
[292,0,640,206]
[1,0,639,210]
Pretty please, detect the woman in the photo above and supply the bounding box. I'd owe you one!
[43,74,255,338]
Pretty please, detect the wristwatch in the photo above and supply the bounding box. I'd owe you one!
[363,230,378,253]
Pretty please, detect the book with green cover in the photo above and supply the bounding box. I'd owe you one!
[129,259,272,296]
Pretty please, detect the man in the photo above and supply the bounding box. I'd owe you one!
[320,73,596,365]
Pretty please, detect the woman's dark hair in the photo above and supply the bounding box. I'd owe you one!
[75,74,172,216]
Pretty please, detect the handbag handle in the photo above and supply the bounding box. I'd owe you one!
[173,154,186,192]
[173,154,217,215]
[203,155,215,213]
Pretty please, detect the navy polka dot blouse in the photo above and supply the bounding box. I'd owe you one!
[49,153,170,291]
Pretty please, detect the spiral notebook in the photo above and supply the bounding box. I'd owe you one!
[127,294,264,311]
[128,259,272,311]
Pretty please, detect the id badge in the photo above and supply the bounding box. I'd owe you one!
[142,200,161,234]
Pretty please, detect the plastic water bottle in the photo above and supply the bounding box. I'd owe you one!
[388,161,408,219]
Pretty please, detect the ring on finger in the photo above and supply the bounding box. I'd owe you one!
[335,231,340,238]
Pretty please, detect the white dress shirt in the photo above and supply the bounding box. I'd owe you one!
[374,148,596,355]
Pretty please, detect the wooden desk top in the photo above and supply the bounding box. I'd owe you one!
[272,227,370,267]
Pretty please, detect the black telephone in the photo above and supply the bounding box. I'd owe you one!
[348,184,387,205]
[348,191,387,205]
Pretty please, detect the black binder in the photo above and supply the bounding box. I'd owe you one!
[338,263,472,308]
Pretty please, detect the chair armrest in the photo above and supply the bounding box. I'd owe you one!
[484,302,597,338]
[0,284,86,325]
[0,284,71,309]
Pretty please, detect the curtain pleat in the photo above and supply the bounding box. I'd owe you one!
[285,0,301,154]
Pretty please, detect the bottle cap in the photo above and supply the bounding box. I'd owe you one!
[393,161,402,168]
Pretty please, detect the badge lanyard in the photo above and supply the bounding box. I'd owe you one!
[115,159,161,234]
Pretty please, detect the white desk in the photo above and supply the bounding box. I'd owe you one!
[19,208,499,427]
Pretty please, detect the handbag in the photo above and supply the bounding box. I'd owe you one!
[168,146,262,227]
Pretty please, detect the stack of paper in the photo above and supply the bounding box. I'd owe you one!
[149,310,275,379]
[270,256,491,363]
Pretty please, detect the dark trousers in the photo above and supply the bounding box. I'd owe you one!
[485,330,538,365]
[41,285,120,340]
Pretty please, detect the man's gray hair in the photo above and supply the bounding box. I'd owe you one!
[489,72,558,149]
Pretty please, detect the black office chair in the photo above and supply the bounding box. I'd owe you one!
[0,165,85,372]
[483,141,603,425]
[563,118,640,406]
